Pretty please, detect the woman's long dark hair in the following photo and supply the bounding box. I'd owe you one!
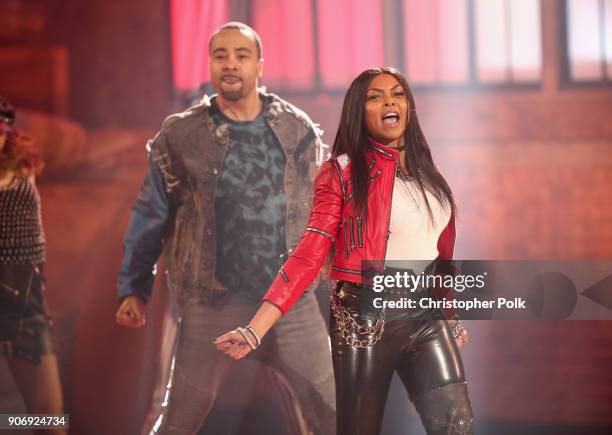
[331,67,457,224]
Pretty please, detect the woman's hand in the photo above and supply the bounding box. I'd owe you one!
[214,330,252,360]
[214,301,283,359]
[448,319,468,347]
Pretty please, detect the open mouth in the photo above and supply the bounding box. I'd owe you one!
[221,75,241,85]
[381,111,400,128]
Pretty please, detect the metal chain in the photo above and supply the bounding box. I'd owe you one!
[448,319,466,340]
[395,165,416,182]
[330,282,385,348]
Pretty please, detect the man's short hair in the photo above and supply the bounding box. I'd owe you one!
[208,22,263,60]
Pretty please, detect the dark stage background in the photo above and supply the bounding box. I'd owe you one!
[1,0,612,434]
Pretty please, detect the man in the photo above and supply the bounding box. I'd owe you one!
[116,22,335,435]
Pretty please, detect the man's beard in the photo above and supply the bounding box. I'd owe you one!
[220,85,244,101]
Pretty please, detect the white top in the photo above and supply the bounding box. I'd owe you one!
[384,177,451,269]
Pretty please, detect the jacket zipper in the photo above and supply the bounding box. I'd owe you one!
[344,217,349,258]
[206,129,231,285]
[357,216,363,248]
[368,169,381,184]
[344,191,353,205]
[279,267,289,283]
[331,265,363,275]
[349,216,355,251]
[266,120,293,252]
[381,161,397,265]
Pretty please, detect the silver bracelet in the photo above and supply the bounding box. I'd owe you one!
[245,325,262,348]
[236,327,257,350]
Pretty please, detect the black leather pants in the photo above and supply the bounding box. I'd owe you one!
[330,281,474,435]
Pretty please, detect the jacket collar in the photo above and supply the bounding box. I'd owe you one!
[201,90,278,147]
[367,137,400,160]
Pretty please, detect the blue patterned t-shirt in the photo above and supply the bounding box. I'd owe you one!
[211,99,288,300]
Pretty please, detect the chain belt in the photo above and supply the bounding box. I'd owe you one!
[330,274,435,348]
[330,282,385,348]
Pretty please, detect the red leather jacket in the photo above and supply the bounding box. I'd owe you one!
[263,138,456,316]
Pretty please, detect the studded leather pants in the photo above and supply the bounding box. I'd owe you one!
[330,281,474,435]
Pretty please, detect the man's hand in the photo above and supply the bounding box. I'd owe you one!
[116,295,146,328]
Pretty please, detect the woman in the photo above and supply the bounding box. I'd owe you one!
[215,68,474,435]
[0,95,66,435]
